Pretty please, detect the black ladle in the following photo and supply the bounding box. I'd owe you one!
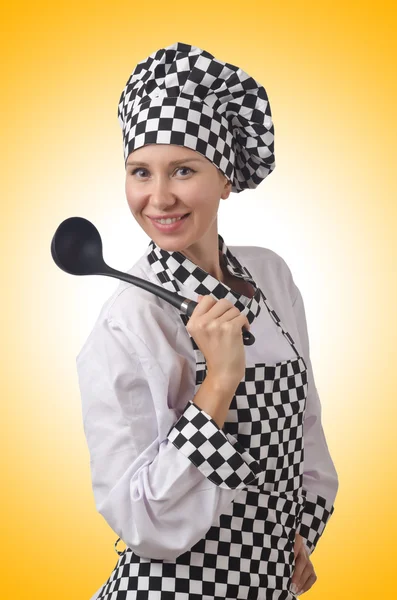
[50,216,255,346]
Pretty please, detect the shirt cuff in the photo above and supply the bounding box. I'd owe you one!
[167,400,261,489]
[297,489,335,554]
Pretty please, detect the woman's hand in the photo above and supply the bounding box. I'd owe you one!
[290,532,317,595]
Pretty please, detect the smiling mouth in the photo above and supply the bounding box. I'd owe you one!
[149,214,190,221]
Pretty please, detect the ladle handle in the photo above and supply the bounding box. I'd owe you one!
[96,266,255,346]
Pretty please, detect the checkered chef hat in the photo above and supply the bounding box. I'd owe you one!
[117,42,275,193]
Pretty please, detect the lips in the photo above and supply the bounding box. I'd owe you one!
[149,214,190,220]
[149,212,191,232]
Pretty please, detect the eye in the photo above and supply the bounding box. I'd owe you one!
[129,166,195,178]
[130,167,148,177]
[175,166,195,176]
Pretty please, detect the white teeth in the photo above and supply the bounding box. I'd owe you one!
[154,216,184,224]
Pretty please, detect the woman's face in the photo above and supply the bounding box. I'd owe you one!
[124,143,232,254]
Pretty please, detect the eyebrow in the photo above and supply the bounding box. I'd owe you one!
[126,157,204,167]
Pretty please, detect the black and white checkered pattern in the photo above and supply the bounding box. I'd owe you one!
[96,235,335,599]
[117,41,275,193]
[298,490,335,555]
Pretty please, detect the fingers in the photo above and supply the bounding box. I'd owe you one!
[193,294,215,316]
[195,295,250,332]
[296,570,317,595]
[291,554,317,596]
[290,546,306,592]
[196,296,240,320]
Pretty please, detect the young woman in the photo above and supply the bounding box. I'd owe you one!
[77,41,339,600]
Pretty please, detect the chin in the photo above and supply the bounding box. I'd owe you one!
[152,238,186,252]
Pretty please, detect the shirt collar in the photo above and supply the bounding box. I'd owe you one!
[145,233,263,323]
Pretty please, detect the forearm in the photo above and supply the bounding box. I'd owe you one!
[191,374,237,429]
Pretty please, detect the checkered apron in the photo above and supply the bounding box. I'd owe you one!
[94,236,308,600]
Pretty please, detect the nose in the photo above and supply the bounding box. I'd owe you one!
[149,173,177,208]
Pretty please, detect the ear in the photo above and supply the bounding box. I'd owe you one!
[221,178,232,200]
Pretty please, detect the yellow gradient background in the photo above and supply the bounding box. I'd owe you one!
[1,1,396,598]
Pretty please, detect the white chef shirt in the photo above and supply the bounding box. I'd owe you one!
[76,237,339,577]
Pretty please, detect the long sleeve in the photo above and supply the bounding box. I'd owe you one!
[76,314,261,562]
[290,284,339,555]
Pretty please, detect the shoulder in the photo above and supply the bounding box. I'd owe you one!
[228,244,298,304]
[76,252,180,363]
[230,244,290,271]
[107,265,178,328]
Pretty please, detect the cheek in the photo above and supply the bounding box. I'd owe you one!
[125,185,144,213]
[187,178,220,206]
